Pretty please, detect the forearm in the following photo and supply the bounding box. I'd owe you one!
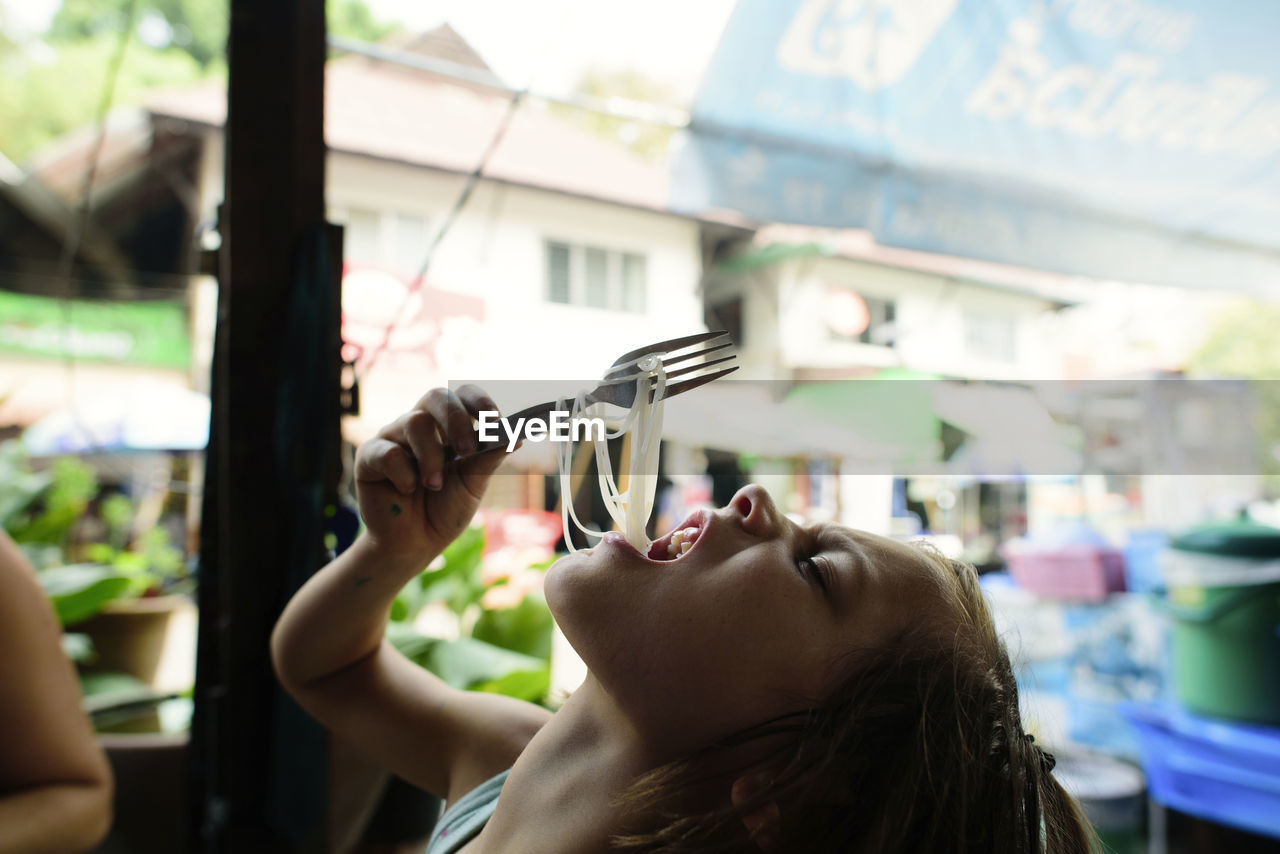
[0,781,112,854]
[271,532,441,689]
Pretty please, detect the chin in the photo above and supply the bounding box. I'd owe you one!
[542,546,626,638]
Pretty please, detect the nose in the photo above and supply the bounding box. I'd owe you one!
[728,484,780,537]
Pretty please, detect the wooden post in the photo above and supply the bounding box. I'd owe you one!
[189,1,336,851]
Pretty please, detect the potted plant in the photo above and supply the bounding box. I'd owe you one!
[1,440,193,691]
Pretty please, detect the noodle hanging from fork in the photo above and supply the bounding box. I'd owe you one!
[557,355,667,552]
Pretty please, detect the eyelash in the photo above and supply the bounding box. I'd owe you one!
[798,556,828,593]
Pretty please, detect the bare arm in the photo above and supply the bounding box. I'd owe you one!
[272,386,550,802]
[0,532,113,854]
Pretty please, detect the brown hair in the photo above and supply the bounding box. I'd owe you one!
[612,551,1099,853]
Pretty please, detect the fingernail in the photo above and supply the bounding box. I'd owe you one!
[428,471,443,490]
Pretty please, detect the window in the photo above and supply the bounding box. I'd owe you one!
[584,247,609,308]
[709,297,743,347]
[334,207,430,273]
[543,240,647,312]
[826,291,897,347]
[344,209,381,265]
[859,297,896,346]
[546,242,571,304]
[621,254,646,313]
[392,213,427,274]
[964,311,1017,362]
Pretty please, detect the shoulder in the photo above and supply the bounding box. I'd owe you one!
[443,691,548,803]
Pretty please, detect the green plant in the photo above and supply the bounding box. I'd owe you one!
[0,441,98,559]
[385,525,557,705]
[1,440,190,624]
[82,498,188,596]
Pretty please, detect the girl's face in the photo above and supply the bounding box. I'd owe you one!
[545,484,954,753]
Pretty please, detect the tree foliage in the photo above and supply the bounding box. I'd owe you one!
[0,36,205,163]
[0,0,397,163]
[1187,300,1280,379]
[550,68,682,164]
[49,0,397,67]
[1187,299,1280,486]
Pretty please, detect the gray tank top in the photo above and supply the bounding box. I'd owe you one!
[424,769,510,854]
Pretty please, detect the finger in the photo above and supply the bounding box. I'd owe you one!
[402,408,445,491]
[455,384,499,420]
[455,384,503,453]
[421,387,477,458]
[355,437,419,495]
[459,445,509,498]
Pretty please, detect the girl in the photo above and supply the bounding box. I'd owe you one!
[272,386,1097,853]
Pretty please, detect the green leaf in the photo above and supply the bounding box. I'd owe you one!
[38,563,133,625]
[441,526,485,578]
[384,621,440,669]
[472,594,554,660]
[473,667,551,703]
[79,670,149,697]
[61,632,95,664]
[395,526,488,621]
[388,595,409,623]
[425,637,547,692]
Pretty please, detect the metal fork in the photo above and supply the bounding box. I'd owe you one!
[458,331,738,455]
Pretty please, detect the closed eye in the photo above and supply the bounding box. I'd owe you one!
[798,556,829,595]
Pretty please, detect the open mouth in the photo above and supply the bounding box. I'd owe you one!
[646,510,709,562]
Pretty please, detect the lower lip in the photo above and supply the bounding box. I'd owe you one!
[602,531,640,554]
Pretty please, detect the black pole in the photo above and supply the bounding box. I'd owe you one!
[189,1,337,851]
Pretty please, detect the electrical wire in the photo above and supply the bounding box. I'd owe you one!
[356,86,526,378]
[351,1,591,382]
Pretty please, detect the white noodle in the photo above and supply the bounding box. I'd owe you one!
[558,355,667,552]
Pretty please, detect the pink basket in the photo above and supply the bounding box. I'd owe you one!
[1002,544,1126,601]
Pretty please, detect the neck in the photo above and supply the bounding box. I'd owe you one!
[472,676,664,854]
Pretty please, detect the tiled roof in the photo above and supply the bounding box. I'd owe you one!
[383,23,494,75]
[27,109,155,202]
[752,224,1088,305]
[145,49,690,216]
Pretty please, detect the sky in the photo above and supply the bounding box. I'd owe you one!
[1,0,740,104]
[369,0,738,101]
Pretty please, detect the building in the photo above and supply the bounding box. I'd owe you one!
[137,26,750,445]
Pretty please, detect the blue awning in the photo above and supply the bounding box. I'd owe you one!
[671,0,1280,294]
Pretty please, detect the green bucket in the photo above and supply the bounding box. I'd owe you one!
[1160,519,1280,726]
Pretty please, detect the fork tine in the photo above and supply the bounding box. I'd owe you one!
[608,330,727,370]
[661,354,737,383]
[604,337,732,379]
[654,365,739,402]
[659,340,733,369]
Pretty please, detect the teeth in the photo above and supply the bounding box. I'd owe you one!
[667,529,685,557]
[664,527,698,559]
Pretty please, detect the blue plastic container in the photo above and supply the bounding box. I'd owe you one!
[1124,702,1280,840]
[1123,529,1168,593]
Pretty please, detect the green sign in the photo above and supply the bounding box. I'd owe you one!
[0,291,190,369]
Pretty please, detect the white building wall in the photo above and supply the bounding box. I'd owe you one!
[769,255,1064,380]
[189,140,707,434]
[326,154,706,433]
